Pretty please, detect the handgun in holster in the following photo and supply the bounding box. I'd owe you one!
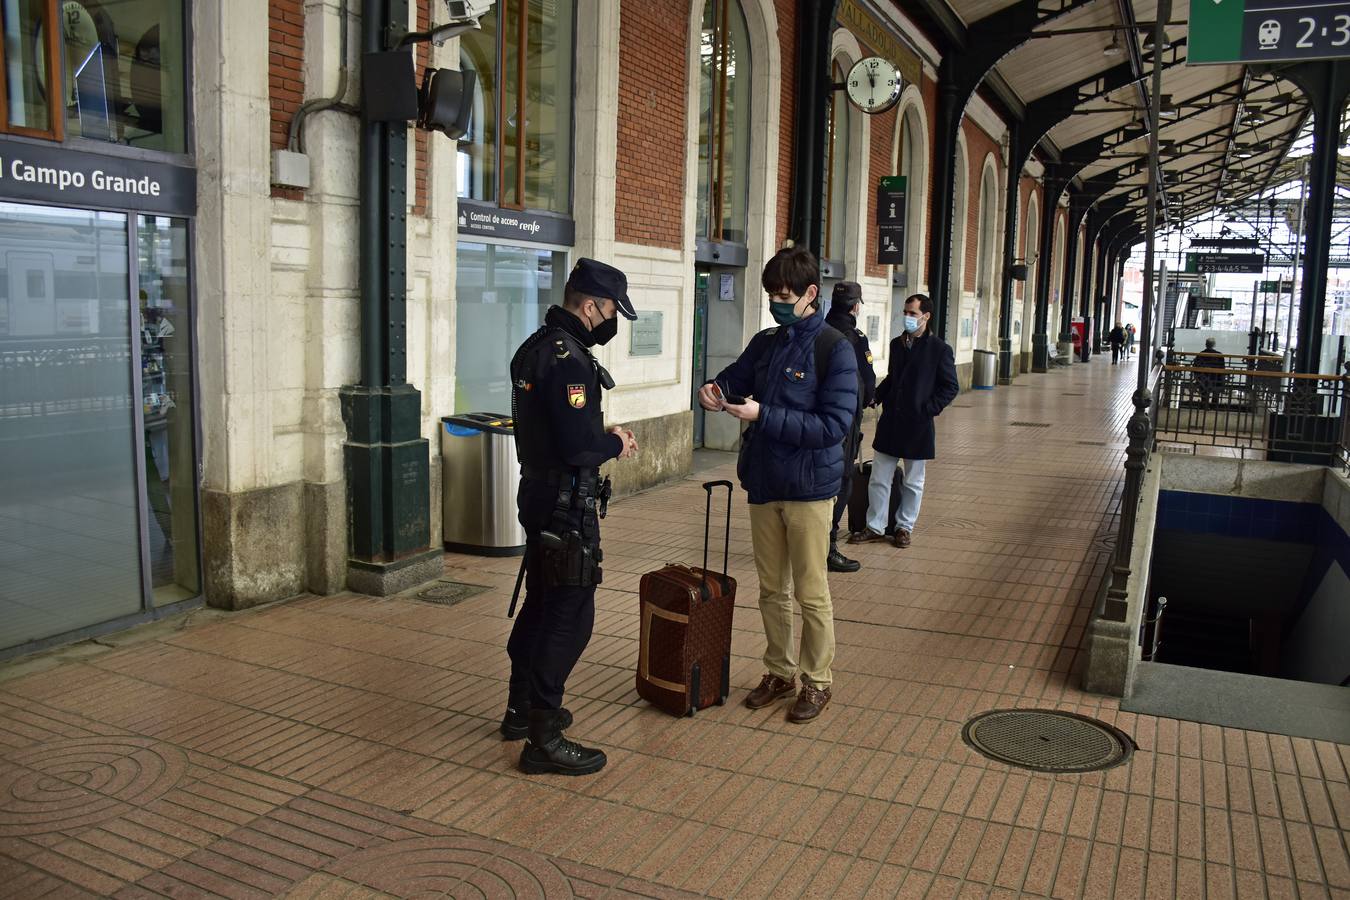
[537,469,605,588]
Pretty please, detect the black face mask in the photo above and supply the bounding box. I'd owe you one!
[585,306,619,346]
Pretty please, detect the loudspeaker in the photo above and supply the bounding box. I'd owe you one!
[1010,264,1028,281]
[418,67,476,139]
[362,51,419,122]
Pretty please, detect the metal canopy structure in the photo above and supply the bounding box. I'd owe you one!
[896,0,1350,375]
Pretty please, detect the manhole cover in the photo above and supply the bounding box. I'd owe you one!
[414,581,490,606]
[1009,421,1052,428]
[962,709,1134,773]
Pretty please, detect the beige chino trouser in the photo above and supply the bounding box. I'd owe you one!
[747,499,836,687]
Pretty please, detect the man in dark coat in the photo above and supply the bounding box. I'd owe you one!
[1109,323,1126,364]
[1193,338,1226,409]
[824,281,876,573]
[848,293,958,549]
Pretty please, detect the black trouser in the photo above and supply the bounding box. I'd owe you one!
[506,478,599,710]
[830,421,861,546]
[1111,344,1122,363]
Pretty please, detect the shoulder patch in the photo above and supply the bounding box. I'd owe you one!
[854,328,866,339]
[865,351,874,364]
[553,339,570,360]
[567,384,587,408]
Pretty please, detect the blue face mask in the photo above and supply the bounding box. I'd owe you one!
[770,301,803,326]
[903,315,922,334]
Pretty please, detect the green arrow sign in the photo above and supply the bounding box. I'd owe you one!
[1190,0,1350,65]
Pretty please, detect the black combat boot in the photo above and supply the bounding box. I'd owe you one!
[827,543,861,573]
[518,709,607,776]
[500,701,572,740]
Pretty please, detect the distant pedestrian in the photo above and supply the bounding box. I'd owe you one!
[1125,323,1136,356]
[1193,338,1226,409]
[1109,323,1126,364]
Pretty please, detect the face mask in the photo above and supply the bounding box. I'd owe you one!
[903,315,923,334]
[770,301,802,326]
[584,305,618,346]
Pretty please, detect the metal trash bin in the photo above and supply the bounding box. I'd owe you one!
[440,413,525,556]
[972,350,996,390]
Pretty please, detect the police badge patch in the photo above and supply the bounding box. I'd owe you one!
[567,384,587,408]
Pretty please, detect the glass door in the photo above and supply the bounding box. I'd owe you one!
[137,215,199,606]
[0,202,141,649]
[692,267,710,447]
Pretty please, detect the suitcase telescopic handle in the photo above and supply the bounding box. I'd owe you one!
[701,480,733,601]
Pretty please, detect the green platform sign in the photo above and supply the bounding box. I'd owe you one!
[1190,0,1350,65]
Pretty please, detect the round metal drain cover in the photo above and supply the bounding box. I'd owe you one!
[962,709,1134,773]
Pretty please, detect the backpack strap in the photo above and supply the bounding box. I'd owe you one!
[813,325,846,384]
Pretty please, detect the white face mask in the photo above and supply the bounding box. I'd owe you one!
[903,315,922,334]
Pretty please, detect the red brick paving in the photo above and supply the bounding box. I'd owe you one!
[0,362,1347,898]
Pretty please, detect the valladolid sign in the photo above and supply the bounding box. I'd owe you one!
[0,139,196,216]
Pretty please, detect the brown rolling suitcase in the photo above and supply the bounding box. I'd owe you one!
[636,480,736,716]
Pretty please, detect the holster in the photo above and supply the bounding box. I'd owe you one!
[537,468,605,589]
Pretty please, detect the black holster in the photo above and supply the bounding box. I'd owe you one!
[537,468,605,589]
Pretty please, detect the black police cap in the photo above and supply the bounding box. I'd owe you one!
[567,258,636,320]
[831,281,863,309]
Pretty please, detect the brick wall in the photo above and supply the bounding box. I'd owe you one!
[776,0,796,248]
[615,0,689,248]
[413,0,430,216]
[961,118,1000,293]
[269,0,304,201]
[863,103,897,280]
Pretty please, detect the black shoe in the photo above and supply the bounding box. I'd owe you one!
[500,703,572,740]
[827,547,861,573]
[519,709,606,776]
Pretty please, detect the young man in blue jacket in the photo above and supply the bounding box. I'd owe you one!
[697,246,858,723]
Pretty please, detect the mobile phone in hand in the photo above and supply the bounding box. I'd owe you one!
[723,392,747,405]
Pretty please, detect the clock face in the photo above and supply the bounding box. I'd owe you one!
[845,56,902,115]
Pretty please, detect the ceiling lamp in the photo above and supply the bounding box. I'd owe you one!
[1142,29,1171,51]
[1158,95,1178,119]
[1240,110,1266,127]
[1104,35,1123,57]
[1235,147,1254,159]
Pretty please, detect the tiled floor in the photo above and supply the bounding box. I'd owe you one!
[2,358,1347,899]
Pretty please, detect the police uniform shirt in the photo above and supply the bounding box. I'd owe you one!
[825,307,877,410]
[514,305,623,470]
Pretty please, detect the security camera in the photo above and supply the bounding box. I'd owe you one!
[443,0,495,22]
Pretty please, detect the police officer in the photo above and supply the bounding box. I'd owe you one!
[824,282,876,573]
[502,258,638,777]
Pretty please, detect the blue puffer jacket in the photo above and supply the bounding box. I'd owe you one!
[712,311,859,505]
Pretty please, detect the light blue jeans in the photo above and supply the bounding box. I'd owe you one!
[866,452,927,535]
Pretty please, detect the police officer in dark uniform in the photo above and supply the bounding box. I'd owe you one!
[824,282,876,573]
[502,258,638,777]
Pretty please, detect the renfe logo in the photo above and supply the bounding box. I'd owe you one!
[0,157,163,197]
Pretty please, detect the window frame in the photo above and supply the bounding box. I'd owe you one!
[821,58,848,274]
[0,0,195,161]
[478,0,577,215]
[0,1,64,141]
[695,0,751,257]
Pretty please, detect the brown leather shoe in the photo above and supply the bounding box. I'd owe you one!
[847,529,887,545]
[787,684,831,723]
[745,673,796,709]
[893,528,912,549]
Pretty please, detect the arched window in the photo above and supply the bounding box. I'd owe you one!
[976,165,998,349]
[898,105,925,280]
[458,0,575,213]
[696,0,751,245]
[822,59,850,264]
[1021,193,1039,353]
